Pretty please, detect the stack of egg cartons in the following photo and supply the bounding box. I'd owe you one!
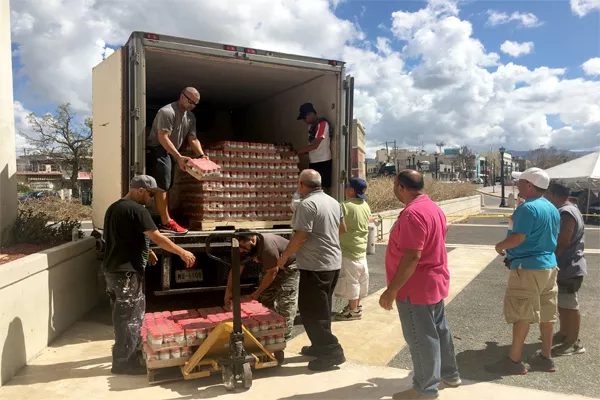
[177,141,300,225]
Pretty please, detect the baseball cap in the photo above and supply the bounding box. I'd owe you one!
[346,177,367,199]
[511,167,550,190]
[297,103,317,120]
[130,175,164,192]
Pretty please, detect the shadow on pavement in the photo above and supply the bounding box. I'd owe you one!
[455,340,541,382]
[277,377,412,400]
[5,356,113,386]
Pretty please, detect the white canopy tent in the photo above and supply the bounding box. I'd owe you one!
[545,152,600,216]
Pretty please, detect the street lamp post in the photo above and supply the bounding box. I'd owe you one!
[499,146,507,207]
[412,154,416,170]
[434,152,439,180]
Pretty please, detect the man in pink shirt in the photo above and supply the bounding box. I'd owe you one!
[379,170,460,400]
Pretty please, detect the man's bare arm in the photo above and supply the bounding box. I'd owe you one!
[556,216,575,257]
[187,136,206,157]
[145,229,195,268]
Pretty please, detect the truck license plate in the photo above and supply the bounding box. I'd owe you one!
[175,269,203,283]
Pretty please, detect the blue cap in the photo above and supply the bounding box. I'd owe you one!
[297,103,317,120]
[347,178,367,199]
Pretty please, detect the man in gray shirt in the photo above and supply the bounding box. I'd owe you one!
[278,169,346,371]
[146,87,207,234]
[546,182,587,356]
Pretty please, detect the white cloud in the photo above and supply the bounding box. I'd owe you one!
[582,57,600,75]
[500,41,534,57]
[571,0,600,17]
[13,101,36,152]
[9,0,600,156]
[486,10,542,28]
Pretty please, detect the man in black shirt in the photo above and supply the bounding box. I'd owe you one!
[103,175,196,375]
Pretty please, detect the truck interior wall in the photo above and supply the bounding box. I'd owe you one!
[237,73,340,176]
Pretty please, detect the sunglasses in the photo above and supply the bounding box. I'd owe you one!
[182,91,199,106]
[142,189,155,198]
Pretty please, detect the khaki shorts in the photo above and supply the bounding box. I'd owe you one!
[504,267,558,324]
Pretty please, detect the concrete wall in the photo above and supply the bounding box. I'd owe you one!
[374,195,481,241]
[0,238,100,385]
[0,0,17,245]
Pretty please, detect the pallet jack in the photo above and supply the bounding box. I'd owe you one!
[201,231,267,391]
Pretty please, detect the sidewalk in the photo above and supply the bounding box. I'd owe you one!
[0,314,594,400]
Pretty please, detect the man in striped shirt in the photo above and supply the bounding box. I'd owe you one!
[293,103,334,190]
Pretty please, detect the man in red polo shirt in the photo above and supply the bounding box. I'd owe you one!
[379,170,460,400]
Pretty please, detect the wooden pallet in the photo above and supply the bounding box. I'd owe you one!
[189,219,292,231]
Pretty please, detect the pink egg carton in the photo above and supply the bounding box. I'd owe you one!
[198,307,226,318]
[169,309,200,321]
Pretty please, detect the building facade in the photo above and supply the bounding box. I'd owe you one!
[351,119,366,178]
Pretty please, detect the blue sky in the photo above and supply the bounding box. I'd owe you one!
[10,0,600,153]
[336,0,599,79]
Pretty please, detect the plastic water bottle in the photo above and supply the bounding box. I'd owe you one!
[72,226,79,242]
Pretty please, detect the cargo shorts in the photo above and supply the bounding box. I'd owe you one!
[504,267,558,324]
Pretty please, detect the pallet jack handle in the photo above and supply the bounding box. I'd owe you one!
[206,232,264,334]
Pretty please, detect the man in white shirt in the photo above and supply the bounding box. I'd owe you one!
[292,103,333,190]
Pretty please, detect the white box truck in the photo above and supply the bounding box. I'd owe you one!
[91,31,354,298]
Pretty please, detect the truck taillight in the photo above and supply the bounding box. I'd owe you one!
[329,60,340,66]
[244,48,257,54]
[144,33,159,40]
[224,45,237,51]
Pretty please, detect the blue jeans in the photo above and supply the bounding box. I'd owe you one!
[397,298,460,398]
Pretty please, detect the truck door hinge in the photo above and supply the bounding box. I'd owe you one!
[131,52,140,65]
[342,125,348,136]
[343,80,349,90]
[131,107,140,119]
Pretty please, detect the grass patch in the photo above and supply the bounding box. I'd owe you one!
[367,177,476,213]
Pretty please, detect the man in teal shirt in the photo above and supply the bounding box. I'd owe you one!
[334,178,372,321]
[487,168,560,375]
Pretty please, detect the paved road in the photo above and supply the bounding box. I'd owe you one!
[384,198,600,398]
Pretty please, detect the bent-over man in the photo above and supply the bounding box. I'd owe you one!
[103,175,196,375]
[224,230,299,340]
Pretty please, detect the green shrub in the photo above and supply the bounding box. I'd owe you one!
[4,209,82,246]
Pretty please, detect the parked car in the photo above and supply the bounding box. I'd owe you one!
[18,191,58,202]
[472,178,483,184]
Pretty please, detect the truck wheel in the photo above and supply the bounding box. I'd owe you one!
[242,363,252,389]
[222,366,235,391]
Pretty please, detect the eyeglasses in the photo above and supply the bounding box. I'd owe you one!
[143,189,155,198]
[182,91,199,106]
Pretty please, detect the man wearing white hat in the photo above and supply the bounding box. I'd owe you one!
[486,168,560,375]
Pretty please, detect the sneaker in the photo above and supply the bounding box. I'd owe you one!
[441,377,462,387]
[552,340,586,357]
[527,352,556,372]
[307,353,346,372]
[484,356,528,375]
[552,332,567,346]
[335,308,362,321]
[160,219,188,234]
[392,388,439,399]
[340,304,363,314]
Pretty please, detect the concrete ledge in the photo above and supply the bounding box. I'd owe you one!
[0,237,100,385]
[375,195,481,241]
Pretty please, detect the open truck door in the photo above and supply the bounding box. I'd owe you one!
[338,74,354,197]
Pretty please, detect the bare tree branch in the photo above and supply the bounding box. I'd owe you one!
[19,103,92,197]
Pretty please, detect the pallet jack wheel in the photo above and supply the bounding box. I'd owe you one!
[222,366,235,391]
[274,350,285,365]
[242,363,253,389]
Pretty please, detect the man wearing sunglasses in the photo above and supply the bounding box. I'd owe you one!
[223,230,299,340]
[102,175,196,375]
[146,87,207,234]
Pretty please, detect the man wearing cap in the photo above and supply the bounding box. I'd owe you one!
[545,181,587,356]
[102,175,196,375]
[487,168,560,375]
[146,87,207,234]
[291,103,334,190]
[335,178,372,321]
